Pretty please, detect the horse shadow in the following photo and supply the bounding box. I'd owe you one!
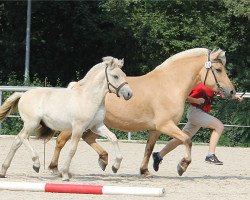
[69,173,250,183]
[25,172,250,183]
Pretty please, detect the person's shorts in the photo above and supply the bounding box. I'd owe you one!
[182,105,215,137]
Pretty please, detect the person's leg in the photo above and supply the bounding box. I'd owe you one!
[204,117,224,165]
[153,106,200,171]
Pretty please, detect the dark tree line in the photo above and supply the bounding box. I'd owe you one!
[0,0,249,88]
[0,0,249,145]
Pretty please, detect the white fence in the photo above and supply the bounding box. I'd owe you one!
[0,86,250,138]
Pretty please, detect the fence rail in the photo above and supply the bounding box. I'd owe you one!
[0,86,249,138]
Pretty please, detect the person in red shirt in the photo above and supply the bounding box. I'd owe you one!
[153,83,243,171]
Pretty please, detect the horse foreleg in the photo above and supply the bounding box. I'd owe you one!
[91,124,122,173]
[48,131,71,174]
[157,121,192,176]
[82,130,108,171]
[61,126,83,181]
[140,130,161,177]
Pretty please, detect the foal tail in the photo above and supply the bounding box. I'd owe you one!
[36,121,56,143]
[0,92,23,122]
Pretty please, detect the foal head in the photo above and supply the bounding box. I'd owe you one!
[199,49,236,98]
[103,56,133,100]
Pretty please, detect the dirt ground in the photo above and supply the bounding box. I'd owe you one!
[0,136,249,200]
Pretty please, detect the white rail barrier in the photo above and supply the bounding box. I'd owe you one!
[0,86,249,138]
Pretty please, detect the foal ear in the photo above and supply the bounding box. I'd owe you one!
[102,56,114,67]
[118,58,124,68]
[67,81,77,89]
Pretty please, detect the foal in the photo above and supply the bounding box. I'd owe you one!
[0,56,132,181]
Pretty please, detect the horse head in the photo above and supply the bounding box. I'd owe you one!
[200,49,236,98]
[103,56,133,100]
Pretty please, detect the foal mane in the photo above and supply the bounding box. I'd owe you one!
[70,56,123,88]
[154,48,226,71]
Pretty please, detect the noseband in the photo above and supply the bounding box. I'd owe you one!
[203,50,224,92]
[105,66,128,97]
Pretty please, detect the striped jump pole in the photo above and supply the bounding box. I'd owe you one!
[0,181,166,197]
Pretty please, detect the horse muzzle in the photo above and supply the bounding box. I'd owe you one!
[220,86,236,99]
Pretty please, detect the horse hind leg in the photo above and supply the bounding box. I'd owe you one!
[140,130,161,177]
[48,131,71,174]
[82,130,108,171]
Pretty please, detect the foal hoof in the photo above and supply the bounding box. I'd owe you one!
[33,165,40,173]
[177,164,185,176]
[0,174,6,178]
[112,166,118,173]
[98,159,107,171]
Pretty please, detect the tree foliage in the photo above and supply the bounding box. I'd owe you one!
[0,0,249,145]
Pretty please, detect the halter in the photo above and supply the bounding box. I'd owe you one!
[105,66,128,97]
[203,50,224,92]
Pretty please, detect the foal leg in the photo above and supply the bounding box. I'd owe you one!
[82,130,108,171]
[156,121,192,176]
[140,131,161,177]
[61,125,83,181]
[0,132,23,177]
[91,124,122,173]
[48,131,71,174]
[0,122,40,177]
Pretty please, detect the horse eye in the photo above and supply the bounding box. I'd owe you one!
[113,75,119,79]
[216,68,222,73]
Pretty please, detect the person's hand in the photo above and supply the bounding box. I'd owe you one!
[233,95,243,102]
[195,98,205,104]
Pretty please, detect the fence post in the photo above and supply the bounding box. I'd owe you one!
[0,91,2,135]
[128,132,131,141]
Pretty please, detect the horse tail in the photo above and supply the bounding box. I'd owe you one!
[0,92,23,122]
[36,121,56,142]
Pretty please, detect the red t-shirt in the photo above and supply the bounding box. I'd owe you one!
[189,83,216,112]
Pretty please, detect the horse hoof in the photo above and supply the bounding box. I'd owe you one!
[177,164,185,176]
[112,166,118,173]
[62,178,70,181]
[98,160,107,171]
[33,165,40,173]
[140,168,151,177]
[142,172,152,178]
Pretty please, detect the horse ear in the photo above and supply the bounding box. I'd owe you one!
[218,50,226,65]
[211,49,226,65]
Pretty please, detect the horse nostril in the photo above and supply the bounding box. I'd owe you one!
[230,90,235,95]
[127,91,132,98]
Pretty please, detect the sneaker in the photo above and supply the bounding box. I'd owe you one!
[205,154,223,165]
[153,152,163,171]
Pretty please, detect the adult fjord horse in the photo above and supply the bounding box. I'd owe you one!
[49,48,235,176]
[0,56,132,181]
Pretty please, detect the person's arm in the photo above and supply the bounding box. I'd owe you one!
[186,96,205,104]
[232,94,243,102]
